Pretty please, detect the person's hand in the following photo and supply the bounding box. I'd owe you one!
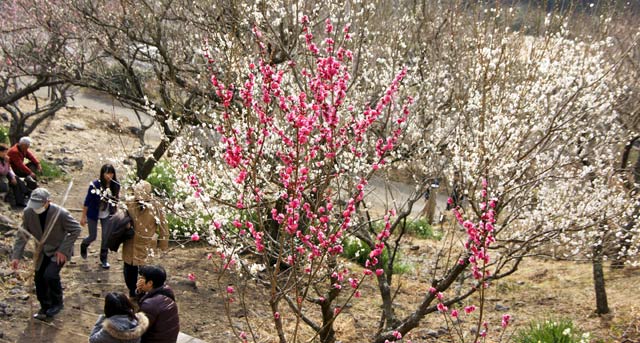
[37,165,42,173]
[3,155,9,162]
[54,252,67,265]
[29,172,36,179]
[10,177,17,185]
[80,216,87,226]
[10,259,19,271]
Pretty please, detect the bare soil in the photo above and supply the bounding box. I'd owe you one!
[0,101,639,343]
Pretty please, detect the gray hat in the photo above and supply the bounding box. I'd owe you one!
[27,188,51,209]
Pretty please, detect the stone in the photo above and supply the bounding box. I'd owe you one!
[495,303,510,311]
[19,294,29,301]
[410,245,420,251]
[55,157,83,169]
[63,122,86,131]
[175,279,198,290]
[425,330,439,338]
[92,291,102,298]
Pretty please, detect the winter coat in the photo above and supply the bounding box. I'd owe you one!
[89,312,149,343]
[138,285,179,343]
[7,143,39,176]
[13,204,81,269]
[123,200,168,266]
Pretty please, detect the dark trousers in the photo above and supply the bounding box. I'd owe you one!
[123,263,139,297]
[82,218,109,262]
[14,162,39,190]
[35,256,64,310]
[0,178,27,206]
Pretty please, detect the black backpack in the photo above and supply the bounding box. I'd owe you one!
[106,210,135,252]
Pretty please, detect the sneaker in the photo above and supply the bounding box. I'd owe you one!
[33,308,48,321]
[45,304,64,317]
[80,244,88,259]
[101,261,110,269]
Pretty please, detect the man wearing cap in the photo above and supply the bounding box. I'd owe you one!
[7,136,42,190]
[10,188,81,320]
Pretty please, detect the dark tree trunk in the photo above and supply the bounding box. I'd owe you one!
[592,243,610,314]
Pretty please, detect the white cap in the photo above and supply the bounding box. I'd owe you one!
[19,136,32,146]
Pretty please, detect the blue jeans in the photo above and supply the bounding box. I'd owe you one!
[82,218,110,262]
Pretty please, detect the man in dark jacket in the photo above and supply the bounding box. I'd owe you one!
[11,188,81,320]
[136,265,180,343]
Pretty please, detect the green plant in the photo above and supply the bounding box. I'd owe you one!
[146,160,177,197]
[39,160,65,180]
[404,218,441,239]
[0,126,8,144]
[342,237,412,274]
[514,319,590,343]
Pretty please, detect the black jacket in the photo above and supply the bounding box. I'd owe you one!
[138,285,180,343]
[106,210,134,252]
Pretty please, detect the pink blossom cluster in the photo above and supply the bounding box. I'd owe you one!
[452,179,497,281]
[434,179,512,340]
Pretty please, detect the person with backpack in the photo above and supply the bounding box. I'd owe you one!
[80,164,120,269]
[123,180,169,297]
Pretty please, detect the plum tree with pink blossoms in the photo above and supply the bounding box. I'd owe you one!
[181,18,412,342]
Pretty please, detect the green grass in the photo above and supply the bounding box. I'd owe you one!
[39,160,66,180]
[514,319,590,343]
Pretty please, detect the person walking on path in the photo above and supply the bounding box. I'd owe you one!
[135,265,179,343]
[7,136,42,190]
[10,188,81,320]
[89,292,149,343]
[123,180,169,297]
[80,164,120,269]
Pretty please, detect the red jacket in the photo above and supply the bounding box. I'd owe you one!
[7,144,40,176]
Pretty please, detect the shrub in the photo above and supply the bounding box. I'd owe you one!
[514,319,590,343]
[39,160,66,180]
[404,218,441,239]
[146,160,176,197]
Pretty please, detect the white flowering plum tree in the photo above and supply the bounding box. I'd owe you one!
[0,0,70,144]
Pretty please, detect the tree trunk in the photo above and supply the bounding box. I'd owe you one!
[592,243,610,315]
[423,191,437,224]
